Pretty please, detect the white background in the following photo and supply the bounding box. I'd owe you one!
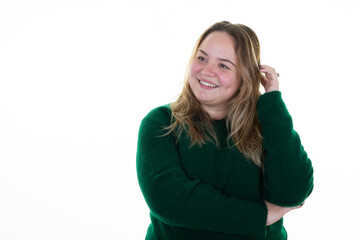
[1,0,359,239]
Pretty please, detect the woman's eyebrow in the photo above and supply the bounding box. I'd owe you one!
[198,49,236,67]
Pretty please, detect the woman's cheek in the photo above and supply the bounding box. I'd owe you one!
[190,61,203,76]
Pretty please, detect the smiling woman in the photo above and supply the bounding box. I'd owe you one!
[136,21,314,240]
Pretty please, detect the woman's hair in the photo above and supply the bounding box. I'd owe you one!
[166,21,264,167]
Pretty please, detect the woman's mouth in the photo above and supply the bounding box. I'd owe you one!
[199,79,218,88]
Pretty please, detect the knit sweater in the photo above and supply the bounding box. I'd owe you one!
[136,91,314,240]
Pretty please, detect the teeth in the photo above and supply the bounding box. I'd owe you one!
[200,80,217,88]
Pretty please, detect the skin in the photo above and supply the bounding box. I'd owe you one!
[260,65,280,93]
[265,201,303,226]
[189,31,302,226]
[189,31,240,120]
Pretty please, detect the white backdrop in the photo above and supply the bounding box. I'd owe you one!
[1,0,359,239]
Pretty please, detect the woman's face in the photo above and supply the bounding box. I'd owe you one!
[189,31,240,113]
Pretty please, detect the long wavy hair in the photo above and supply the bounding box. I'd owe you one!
[166,21,264,167]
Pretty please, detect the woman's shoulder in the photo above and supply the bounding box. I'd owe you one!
[142,104,172,126]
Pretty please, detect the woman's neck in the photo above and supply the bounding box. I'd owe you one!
[201,105,227,120]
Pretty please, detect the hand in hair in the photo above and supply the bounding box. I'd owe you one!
[260,65,279,93]
[264,200,303,226]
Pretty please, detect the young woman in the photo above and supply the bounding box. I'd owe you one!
[136,21,314,240]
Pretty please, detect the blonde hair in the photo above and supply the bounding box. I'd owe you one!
[167,21,264,167]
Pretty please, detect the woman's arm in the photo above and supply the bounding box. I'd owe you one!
[136,107,268,237]
[259,65,314,207]
[264,200,302,225]
[258,91,314,207]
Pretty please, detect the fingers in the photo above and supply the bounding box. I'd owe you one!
[288,202,305,212]
[259,64,279,92]
[260,65,278,80]
[291,205,303,210]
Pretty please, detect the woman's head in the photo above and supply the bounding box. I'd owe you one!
[189,31,240,119]
[186,21,262,116]
[169,21,264,166]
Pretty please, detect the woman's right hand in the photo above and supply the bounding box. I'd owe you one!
[264,201,303,226]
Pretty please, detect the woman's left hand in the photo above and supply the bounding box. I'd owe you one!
[260,65,279,92]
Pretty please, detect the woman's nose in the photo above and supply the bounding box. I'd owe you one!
[201,63,216,77]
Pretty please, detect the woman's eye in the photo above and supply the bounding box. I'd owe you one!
[219,63,229,69]
[197,56,206,62]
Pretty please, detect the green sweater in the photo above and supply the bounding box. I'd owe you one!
[136,91,314,240]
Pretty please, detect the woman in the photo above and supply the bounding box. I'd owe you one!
[136,21,314,240]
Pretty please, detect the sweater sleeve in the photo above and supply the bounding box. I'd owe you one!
[257,91,314,207]
[136,107,268,237]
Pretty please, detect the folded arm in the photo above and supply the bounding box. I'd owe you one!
[136,107,268,237]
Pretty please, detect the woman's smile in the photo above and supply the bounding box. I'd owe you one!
[198,79,219,88]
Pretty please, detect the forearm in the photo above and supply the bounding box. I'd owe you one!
[138,164,268,236]
[137,113,268,237]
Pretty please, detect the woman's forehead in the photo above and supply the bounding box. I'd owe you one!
[198,31,237,62]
